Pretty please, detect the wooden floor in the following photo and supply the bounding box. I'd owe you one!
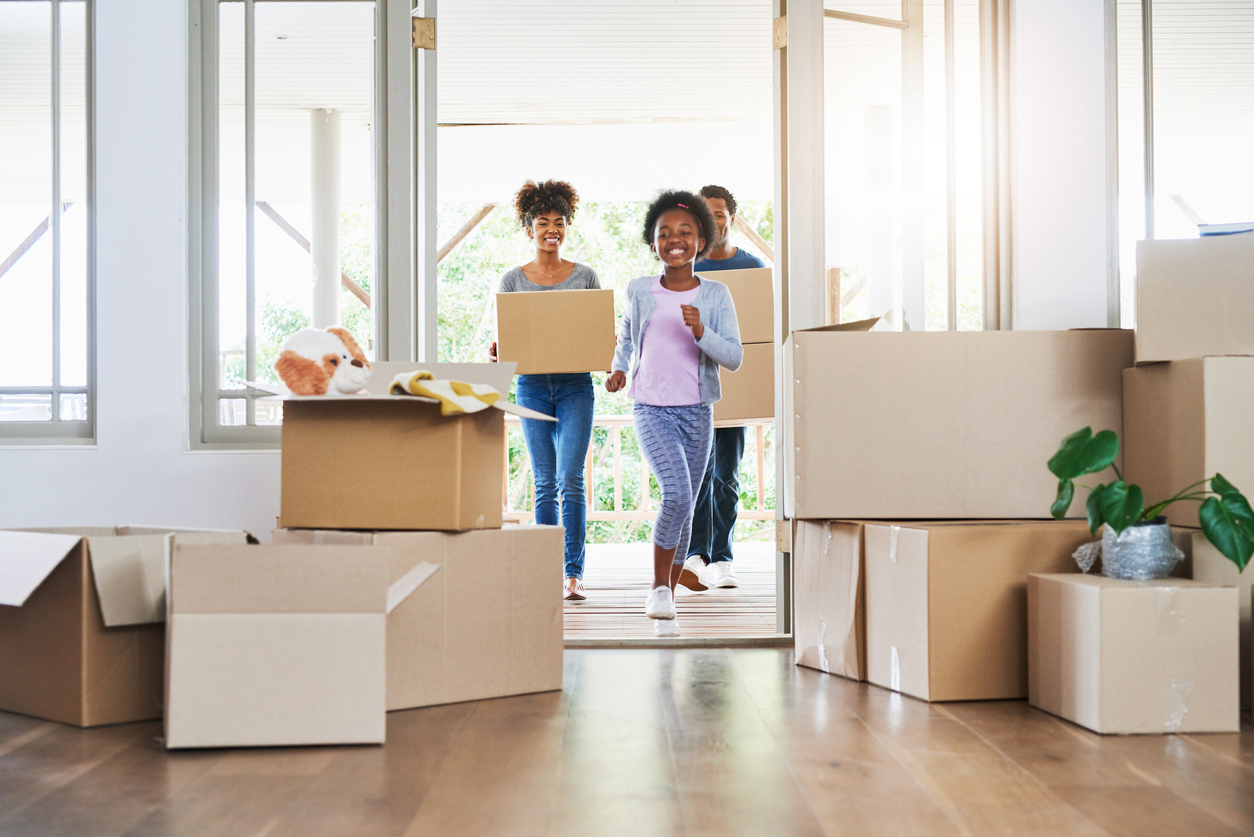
[2,648,1252,836]
[563,542,779,640]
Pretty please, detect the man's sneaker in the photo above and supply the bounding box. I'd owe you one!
[644,586,677,620]
[678,555,709,591]
[653,616,681,638]
[709,561,740,588]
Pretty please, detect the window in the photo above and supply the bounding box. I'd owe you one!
[190,0,383,447]
[822,1,985,331]
[0,0,93,444]
[1116,0,1254,328]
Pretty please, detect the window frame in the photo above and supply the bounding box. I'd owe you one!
[0,0,96,446]
[188,0,420,450]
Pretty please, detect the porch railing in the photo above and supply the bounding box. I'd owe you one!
[503,415,774,523]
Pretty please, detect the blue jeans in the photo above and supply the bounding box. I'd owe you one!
[688,426,745,564]
[516,373,595,579]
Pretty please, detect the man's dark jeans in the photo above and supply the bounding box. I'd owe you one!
[688,426,745,564]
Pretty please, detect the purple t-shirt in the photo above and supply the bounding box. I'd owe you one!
[629,277,702,406]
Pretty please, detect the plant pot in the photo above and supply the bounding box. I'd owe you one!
[1098,518,1183,580]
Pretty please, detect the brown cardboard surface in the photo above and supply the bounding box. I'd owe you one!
[713,342,774,426]
[1123,358,1254,530]
[1028,573,1239,734]
[863,520,1097,702]
[705,267,773,344]
[0,527,248,727]
[496,289,616,374]
[273,525,564,710]
[1190,533,1254,709]
[794,521,865,680]
[280,397,504,531]
[1135,234,1254,364]
[784,329,1132,520]
[164,541,399,749]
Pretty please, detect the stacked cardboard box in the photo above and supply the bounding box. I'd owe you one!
[788,328,1140,701]
[175,361,566,749]
[711,267,775,426]
[496,288,616,375]
[1123,234,1254,709]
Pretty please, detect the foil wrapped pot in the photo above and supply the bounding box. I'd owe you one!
[1097,519,1183,580]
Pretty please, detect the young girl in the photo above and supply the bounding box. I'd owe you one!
[496,180,600,601]
[606,191,743,637]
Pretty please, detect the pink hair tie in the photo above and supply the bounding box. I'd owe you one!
[677,203,688,209]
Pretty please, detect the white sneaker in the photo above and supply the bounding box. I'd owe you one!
[653,616,681,637]
[644,586,677,620]
[678,555,709,591]
[708,561,739,588]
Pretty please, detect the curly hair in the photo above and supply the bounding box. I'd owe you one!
[698,184,737,219]
[641,190,718,260]
[513,180,579,229]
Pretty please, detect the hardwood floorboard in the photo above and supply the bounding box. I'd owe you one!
[1,650,1251,837]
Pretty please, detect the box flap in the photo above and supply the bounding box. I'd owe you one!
[88,529,252,627]
[0,531,83,607]
[792,317,880,335]
[170,543,390,615]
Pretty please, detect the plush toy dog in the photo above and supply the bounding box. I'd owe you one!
[274,327,371,396]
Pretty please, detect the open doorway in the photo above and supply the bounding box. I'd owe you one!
[431,2,780,642]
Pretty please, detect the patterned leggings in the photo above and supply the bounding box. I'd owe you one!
[633,403,714,565]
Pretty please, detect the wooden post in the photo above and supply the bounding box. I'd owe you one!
[825,268,842,325]
[732,216,775,264]
[437,203,496,263]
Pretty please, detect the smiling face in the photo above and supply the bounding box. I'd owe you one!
[652,208,705,267]
[705,197,733,247]
[526,211,568,253]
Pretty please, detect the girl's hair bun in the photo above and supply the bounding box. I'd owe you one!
[514,180,580,228]
[642,190,718,260]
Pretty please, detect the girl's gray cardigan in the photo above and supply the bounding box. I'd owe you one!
[611,274,743,407]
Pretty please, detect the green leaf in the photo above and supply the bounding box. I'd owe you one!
[1051,478,1074,519]
[1199,493,1254,572]
[1086,483,1106,536]
[1098,481,1144,536]
[1048,427,1119,480]
[1211,472,1241,497]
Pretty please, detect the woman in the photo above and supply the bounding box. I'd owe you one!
[495,180,600,601]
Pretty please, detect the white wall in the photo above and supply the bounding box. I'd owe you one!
[1012,0,1113,330]
[0,0,283,539]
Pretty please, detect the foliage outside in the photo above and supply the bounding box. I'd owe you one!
[1048,426,1254,571]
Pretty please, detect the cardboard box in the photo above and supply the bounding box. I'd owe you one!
[1135,234,1254,364]
[164,540,434,749]
[794,520,865,681]
[272,525,564,710]
[496,289,616,374]
[863,520,1100,702]
[1123,358,1254,529]
[713,342,774,426]
[706,267,773,344]
[279,361,553,531]
[1028,573,1239,734]
[1190,533,1254,709]
[0,526,251,726]
[783,328,1133,520]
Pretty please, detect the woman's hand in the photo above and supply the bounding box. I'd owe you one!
[488,341,498,363]
[681,304,704,340]
[606,371,627,392]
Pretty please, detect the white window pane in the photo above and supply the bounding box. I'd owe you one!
[59,391,85,421]
[60,0,88,386]
[219,397,247,426]
[0,393,51,422]
[0,1,54,388]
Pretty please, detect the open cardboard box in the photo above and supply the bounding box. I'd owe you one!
[164,537,437,748]
[496,288,616,374]
[273,524,564,710]
[272,361,554,531]
[0,526,253,726]
[783,325,1133,520]
[1135,233,1254,364]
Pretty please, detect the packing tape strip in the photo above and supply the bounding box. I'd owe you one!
[817,621,830,673]
[823,521,832,555]
[889,525,900,563]
[1155,585,1194,733]
[890,646,901,693]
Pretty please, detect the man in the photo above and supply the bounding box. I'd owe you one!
[679,184,765,591]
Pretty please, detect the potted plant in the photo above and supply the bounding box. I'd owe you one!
[1048,427,1254,578]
